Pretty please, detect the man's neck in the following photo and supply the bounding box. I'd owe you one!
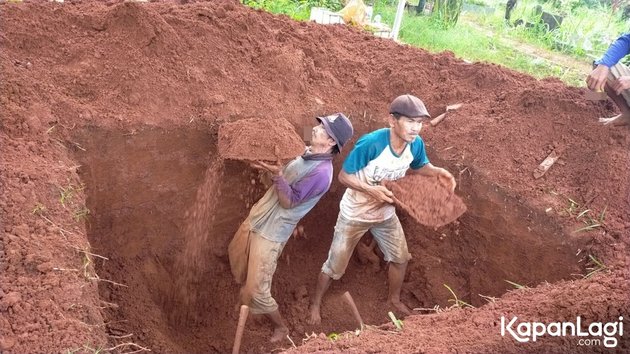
[309,145,332,154]
[389,128,407,154]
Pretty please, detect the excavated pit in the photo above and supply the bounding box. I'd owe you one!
[72,124,584,353]
[2,1,629,353]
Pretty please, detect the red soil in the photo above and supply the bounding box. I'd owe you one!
[218,117,306,162]
[1,1,628,353]
[387,174,467,228]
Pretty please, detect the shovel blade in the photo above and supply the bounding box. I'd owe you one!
[585,90,607,101]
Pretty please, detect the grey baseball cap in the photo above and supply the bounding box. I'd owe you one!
[389,94,431,118]
[316,113,353,152]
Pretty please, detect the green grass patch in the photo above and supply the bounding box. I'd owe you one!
[373,1,586,86]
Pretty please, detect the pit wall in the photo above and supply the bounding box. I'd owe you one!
[69,124,585,352]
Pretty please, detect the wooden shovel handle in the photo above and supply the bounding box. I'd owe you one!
[232,305,249,354]
[429,112,447,127]
[342,291,364,329]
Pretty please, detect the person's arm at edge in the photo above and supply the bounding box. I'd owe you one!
[596,34,630,68]
[589,34,630,91]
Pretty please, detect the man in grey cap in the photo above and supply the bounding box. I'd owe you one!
[229,113,353,342]
[308,94,456,324]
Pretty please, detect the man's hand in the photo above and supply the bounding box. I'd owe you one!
[250,160,282,176]
[366,185,395,204]
[587,65,610,92]
[437,168,456,193]
[611,76,630,95]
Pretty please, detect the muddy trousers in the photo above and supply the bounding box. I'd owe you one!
[228,221,286,315]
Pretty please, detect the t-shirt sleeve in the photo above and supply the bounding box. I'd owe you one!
[596,33,630,68]
[342,132,381,174]
[410,137,430,169]
[273,163,332,208]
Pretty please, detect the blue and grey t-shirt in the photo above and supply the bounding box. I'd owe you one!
[340,128,429,222]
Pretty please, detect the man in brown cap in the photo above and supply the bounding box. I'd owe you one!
[308,94,456,325]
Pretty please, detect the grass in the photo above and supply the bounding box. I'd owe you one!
[492,0,627,56]
[73,207,90,222]
[372,1,587,86]
[504,279,528,289]
[65,344,103,354]
[388,311,404,329]
[32,203,46,215]
[561,195,606,233]
[584,254,608,278]
[327,332,341,340]
[551,191,608,233]
[443,284,475,308]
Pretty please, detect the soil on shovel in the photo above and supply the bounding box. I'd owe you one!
[1,1,628,354]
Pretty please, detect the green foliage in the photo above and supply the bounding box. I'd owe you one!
[327,332,340,341]
[242,0,343,20]
[495,0,626,59]
[434,0,464,27]
[372,1,586,85]
[465,0,492,7]
[388,311,404,329]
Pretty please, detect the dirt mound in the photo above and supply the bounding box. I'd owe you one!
[218,117,305,162]
[388,175,467,228]
[1,1,628,353]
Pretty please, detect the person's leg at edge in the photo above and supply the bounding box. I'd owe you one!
[602,64,630,126]
[266,309,289,343]
[308,272,333,325]
[388,261,411,315]
[603,85,630,125]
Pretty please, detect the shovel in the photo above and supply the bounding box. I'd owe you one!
[430,103,463,127]
[232,305,249,354]
[342,291,364,330]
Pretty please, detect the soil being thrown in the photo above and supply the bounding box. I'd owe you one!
[1,1,629,354]
[388,174,467,228]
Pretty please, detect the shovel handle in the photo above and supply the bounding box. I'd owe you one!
[232,305,249,354]
[342,291,364,329]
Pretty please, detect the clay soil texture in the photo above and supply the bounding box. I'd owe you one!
[1,1,629,353]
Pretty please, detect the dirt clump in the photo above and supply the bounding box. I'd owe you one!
[387,175,467,228]
[218,117,305,162]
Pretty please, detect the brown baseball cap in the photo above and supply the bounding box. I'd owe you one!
[389,94,431,118]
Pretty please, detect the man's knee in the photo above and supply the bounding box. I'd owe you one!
[389,259,409,269]
[321,263,344,280]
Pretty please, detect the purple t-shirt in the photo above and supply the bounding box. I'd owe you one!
[272,162,332,208]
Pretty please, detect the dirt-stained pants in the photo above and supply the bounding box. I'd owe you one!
[321,213,411,280]
[228,221,285,315]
